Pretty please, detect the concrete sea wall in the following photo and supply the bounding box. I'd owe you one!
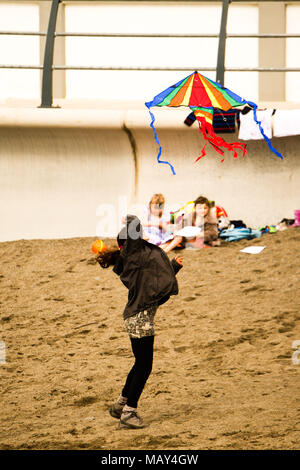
[0,106,299,241]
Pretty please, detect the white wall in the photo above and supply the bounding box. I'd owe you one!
[0,2,299,104]
[286,4,300,102]
[225,4,258,102]
[65,2,258,102]
[0,126,134,241]
[0,2,40,100]
[0,116,299,242]
[0,2,299,242]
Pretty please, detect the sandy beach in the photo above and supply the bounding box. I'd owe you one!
[0,228,299,450]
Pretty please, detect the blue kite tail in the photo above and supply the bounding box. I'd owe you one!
[145,103,176,175]
[247,101,283,160]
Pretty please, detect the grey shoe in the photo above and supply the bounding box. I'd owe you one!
[109,402,125,419]
[119,410,146,429]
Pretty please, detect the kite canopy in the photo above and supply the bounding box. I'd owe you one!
[145,71,283,174]
[146,71,246,110]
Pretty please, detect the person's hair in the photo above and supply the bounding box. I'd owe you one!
[149,193,165,207]
[96,248,120,269]
[194,196,211,208]
[149,194,165,219]
[192,196,211,224]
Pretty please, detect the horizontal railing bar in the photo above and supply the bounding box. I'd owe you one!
[60,0,300,2]
[1,31,300,39]
[0,31,47,36]
[226,67,300,72]
[56,32,300,38]
[1,65,300,71]
[0,65,43,69]
[54,66,300,72]
[56,32,219,37]
[0,65,214,71]
[228,33,300,38]
[55,66,216,71]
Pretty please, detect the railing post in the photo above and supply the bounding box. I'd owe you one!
[39,0,61,108]
[216,0,230,85]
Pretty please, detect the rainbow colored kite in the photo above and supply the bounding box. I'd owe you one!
[145,71,283,174]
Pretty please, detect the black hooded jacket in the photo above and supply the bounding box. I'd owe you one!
[113,215,182,320]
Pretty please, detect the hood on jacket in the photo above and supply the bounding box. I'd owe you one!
[114,215,182,320]
[117,214,144,254]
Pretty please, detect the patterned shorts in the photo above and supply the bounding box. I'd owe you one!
[125,305,158,339]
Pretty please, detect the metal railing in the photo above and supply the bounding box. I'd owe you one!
[0,0,299,107]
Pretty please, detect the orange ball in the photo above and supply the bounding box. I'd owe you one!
[91,239,108,254]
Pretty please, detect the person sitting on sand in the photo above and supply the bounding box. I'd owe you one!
[162,196,219,253]
[96,215,183,429]
[142,193,174,246]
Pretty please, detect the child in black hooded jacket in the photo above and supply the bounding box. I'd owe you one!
[96,215,183,429]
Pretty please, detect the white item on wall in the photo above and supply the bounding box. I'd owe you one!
[238,109,273,141]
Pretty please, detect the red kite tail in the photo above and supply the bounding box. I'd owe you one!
[195,117,247,161]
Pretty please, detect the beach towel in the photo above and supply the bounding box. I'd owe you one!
[219,228,262,242]
[238,109,273,141]
[273,109,300,137]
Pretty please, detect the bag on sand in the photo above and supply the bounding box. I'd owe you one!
[219,227,262,242]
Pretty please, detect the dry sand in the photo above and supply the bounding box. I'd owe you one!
[0,228,299,450]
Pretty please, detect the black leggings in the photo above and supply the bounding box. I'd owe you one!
[122,335,154,408]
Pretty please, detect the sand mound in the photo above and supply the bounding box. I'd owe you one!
[0,228,299,450]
